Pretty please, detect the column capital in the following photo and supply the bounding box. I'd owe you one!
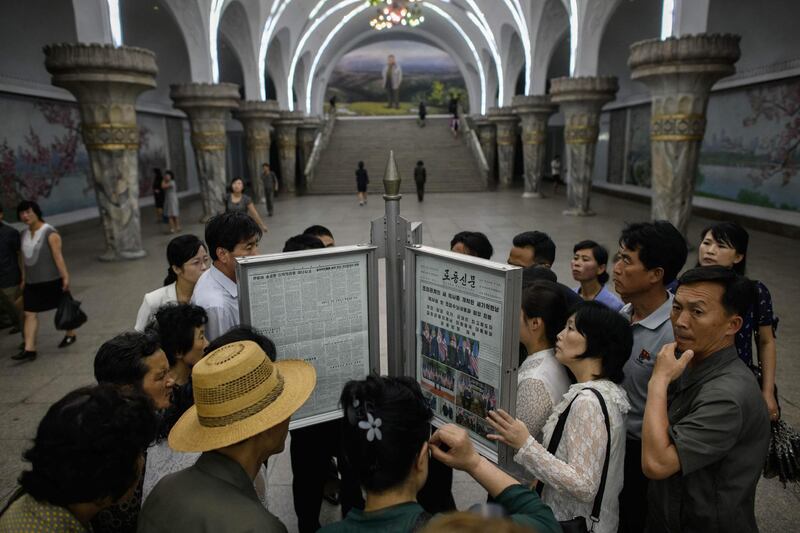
[233,99,281,122]
[44,43,157,91]
[549,76,619,106]
[487,106,519,126]
[512,94,558,117]
[629,34,740,81]
[276,110,306,127]
[170,83,241,113]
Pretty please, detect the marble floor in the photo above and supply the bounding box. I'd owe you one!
[1,188,798,531]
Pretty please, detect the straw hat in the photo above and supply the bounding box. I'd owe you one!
[168,340,316,452]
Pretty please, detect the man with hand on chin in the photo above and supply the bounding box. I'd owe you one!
[642,266,770,533]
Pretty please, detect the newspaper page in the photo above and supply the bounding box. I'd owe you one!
[244,253,371,423]
[415,254,506,455]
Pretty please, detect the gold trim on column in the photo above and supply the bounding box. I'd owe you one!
[82,123,139,150]
[522,130,546,145]
[651,113,706,142]
[565,125,599,145]
[497,135,515,146]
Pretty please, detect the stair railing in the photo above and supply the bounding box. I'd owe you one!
[459,112,490,188]
[304,110,338,187]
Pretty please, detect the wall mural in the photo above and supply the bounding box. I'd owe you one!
[326,40,468,116]
[608,76,800,212]
[699,77,800,211]
[0,94,180,221]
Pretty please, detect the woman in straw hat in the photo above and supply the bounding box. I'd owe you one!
[138,340,316,532]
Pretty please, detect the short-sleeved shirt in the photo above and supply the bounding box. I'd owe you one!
[319,484,560,533]
[190,265,239,342]
[735,280,777,369]
[647,345,770,533]
[0,491,88,532]
[620,292,674,439]
[0,221,21,288]
[224,194,252,214]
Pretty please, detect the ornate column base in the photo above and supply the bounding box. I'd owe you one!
[630,34,740,235]
[488,107,519,189]
[44,43,156,261]
[550,76,618,217]
[170,83,240,221]
[472,116,497,187]
[275,111,305,194]
[513,95,557,199]
[233,100,280,205]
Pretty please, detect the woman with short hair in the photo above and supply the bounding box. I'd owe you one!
[13,200,79,362]
[319,375,560,533]
[697,221,780,420]
[134,235,210,331]
[225,177,268,233]
[571,240,623,312]
[487,301,632,533]
[0,385,156,531]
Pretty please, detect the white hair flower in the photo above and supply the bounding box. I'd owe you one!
[358,412,382,442]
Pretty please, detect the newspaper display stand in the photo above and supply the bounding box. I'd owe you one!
[237,245,380,430]
[404,245,522,466]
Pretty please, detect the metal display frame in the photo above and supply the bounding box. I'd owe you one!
[403,245,522,466]
[237,244,381,430]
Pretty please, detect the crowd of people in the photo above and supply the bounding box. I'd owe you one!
[0,191,782,533]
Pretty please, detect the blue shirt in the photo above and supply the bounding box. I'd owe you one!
[573,285,624,312]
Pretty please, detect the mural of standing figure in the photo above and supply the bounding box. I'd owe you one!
[382,54,402,109]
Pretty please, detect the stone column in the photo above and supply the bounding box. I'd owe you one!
[473,116,497,186]
[233,100,279,204]
[275,111,305,194]
[550,77,618,216]
[630,34,740,235]
[170,83,240,221]
[488,107,519,188]
[298,116,322,189]
[44,43,156,261]
[513,95,558,198]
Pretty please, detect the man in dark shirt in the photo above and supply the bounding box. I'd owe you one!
[642,266,770,533]
[0,206,23,335]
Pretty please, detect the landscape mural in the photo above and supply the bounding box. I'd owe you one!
[326,39,468,116]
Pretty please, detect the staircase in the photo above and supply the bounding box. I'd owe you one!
[309,116,486,194]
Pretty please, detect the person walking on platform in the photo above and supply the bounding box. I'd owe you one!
[13,201,80,361]
[414,160,427,202]
[418,101,427,127]
[161,170,181,233]
[261,163,278,217]
[152,168,165,223]
[356,161,369,206]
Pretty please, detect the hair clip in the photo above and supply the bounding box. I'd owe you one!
[352,398,360,408]
[358,412,382,442]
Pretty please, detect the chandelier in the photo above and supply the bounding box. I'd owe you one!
[368,0,424,31]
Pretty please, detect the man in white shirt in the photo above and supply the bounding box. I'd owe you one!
[191,212,262,341]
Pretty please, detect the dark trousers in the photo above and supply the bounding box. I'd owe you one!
[619,436,649,533]
[290,420,361,533]
[415,183,424,202]
[386,88,399,108]
[265,190,274,215]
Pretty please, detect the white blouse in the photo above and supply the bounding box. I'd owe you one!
[516,348,572,440]
[134,283,178,331]
[513,379,630,533]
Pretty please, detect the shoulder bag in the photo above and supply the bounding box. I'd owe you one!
[536,388,611,533]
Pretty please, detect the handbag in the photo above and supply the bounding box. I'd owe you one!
[54,291,87,331]
[536,388,612,533]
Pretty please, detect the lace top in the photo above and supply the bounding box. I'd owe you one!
[513,380,630,533]
[517,349,571,441]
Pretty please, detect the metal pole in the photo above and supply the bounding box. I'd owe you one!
[383,151,404,376]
